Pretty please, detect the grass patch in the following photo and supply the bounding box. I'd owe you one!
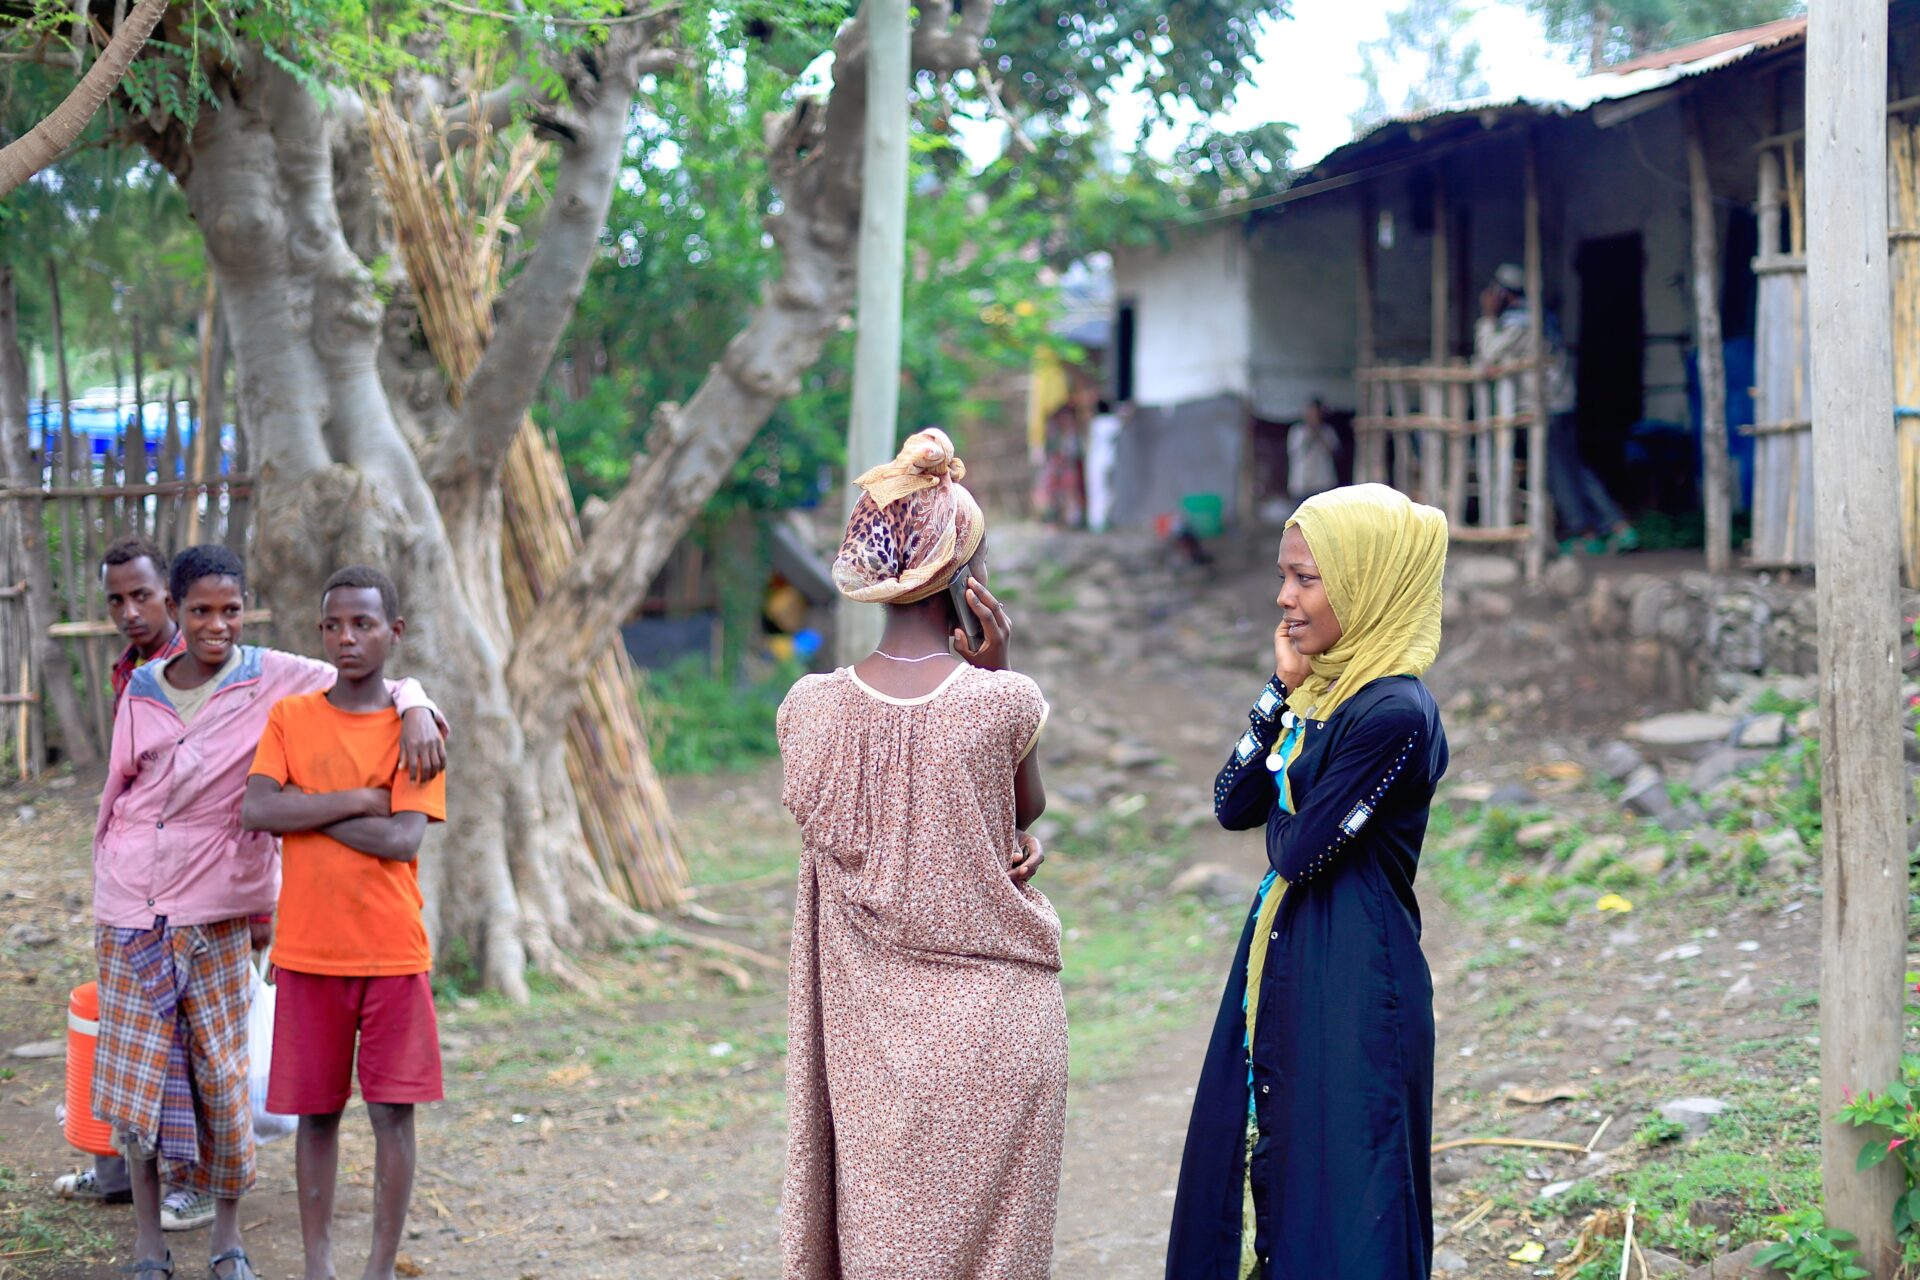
[1559,1049,1823,1274]
[638,657,803,775]
[1048,803,1238,1083]
[0,1165,114,1272]
[996,559,1074,614]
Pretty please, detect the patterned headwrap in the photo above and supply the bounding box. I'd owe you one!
[832,428,985,605]
[1283,483,1449,722]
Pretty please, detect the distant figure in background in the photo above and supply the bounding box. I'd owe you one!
[1286,399,1340,502]
[1034,379,1092,528]
[1475,263,1638,555]
[1085,401,1124,532]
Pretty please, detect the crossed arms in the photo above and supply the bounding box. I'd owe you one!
[241,775,429,862]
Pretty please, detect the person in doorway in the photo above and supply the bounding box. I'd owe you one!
[1475,263,1638,554]
[1085,400,1124,532]
[1035,378,1092,527]
[1286,399,1340,502]
[91,546,446,1280]
[1167,485,1450,1279]
[778,429,1065,1279]
[243,566,446,1280]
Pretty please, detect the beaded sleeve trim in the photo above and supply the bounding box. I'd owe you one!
[1285,732,1421,886]
[1213,677,1290,813]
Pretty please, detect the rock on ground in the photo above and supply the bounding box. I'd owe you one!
[1684,1241,1789,1279]
[1627,712,1737,752]
[1658,1096,1728,1140]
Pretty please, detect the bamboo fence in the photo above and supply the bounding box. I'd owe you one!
[1894,117,1920,586]
[1749,141,1816,568]
[0,276,249,775]
[1353,359,1544,545]
[1750,118,1920,580]
[366,93,690,911]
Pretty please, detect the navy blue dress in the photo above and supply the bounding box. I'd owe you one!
[1166,674,1448,1280]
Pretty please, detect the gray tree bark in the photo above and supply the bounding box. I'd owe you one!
[507,0,994,731]
[113,1,995,995]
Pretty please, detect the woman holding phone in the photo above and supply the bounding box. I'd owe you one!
[1166,484,1451,1280]
[776,429,1065,1280]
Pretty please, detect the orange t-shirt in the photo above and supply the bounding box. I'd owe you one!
[249,691,446,977]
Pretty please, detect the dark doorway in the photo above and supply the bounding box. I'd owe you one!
[1574,233,1644,500]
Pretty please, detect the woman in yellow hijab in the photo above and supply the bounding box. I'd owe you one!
[1166,484,1451,1280]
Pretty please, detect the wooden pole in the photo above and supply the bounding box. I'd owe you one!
[129,325,145,537]
[46,260,103,757]
[0,267,94,770]
[1523,131,1550,582]
[836,0,911,667]
[1686,97,1731,575]
[1431,167,1450,368]
[1808,0,1905,1267]
[186,283,221,546]
[1426,166,1450,508]
[1358,191,1379,484]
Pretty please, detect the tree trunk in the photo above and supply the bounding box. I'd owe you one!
[0,265,98,771]
[0,0,171,199]
[114,0,995,994]
[175,59,544,999]
[508,0,995,731]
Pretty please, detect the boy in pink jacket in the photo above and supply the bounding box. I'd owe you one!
[93,545,447,1280]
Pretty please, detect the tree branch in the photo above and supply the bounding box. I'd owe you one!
[433,17,681,496]
[0,0,168,198]
[505,1,997,730]
[427,0,682,28]
[417,79,536,169]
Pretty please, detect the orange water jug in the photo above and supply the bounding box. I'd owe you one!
[64,982,115,1157]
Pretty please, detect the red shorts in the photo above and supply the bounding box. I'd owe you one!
[266,969,443,1115]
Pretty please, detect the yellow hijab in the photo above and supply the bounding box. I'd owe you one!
[1283,483,1449,722]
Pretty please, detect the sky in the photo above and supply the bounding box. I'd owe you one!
[1106,0,1588,169]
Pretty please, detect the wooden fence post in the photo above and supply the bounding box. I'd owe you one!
[1808,0,1906,1269]
[1523,131,1550,582]
[0,266,96,771]
[1687,96,1731,576]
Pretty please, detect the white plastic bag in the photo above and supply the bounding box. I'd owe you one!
[247,960,297,1143]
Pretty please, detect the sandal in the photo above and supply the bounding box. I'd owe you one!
[122,1256,173,1277]
[208,1249,255,1280]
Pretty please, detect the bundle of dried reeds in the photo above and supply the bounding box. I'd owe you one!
[368,92,690,911]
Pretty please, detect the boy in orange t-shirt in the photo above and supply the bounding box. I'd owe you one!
[241,566,445,1280]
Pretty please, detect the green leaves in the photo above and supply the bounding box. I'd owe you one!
[1752,1215,1868,1280]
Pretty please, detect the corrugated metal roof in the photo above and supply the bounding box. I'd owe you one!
[1163,9,1822,225]
[1603,16,1806,74]
[1319,14,1808,174]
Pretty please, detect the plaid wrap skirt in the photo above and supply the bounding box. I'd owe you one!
[91,919,255,1198]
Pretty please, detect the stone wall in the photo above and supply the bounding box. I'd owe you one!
[1446,553,1919,706]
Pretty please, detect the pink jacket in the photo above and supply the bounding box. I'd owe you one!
[94,647,441,929]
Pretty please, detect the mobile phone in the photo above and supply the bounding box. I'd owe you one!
[948,560,984,649]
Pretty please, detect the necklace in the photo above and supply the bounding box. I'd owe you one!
[874,649,952,663]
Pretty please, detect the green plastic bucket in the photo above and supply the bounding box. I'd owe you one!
[1181,493,1225,539]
